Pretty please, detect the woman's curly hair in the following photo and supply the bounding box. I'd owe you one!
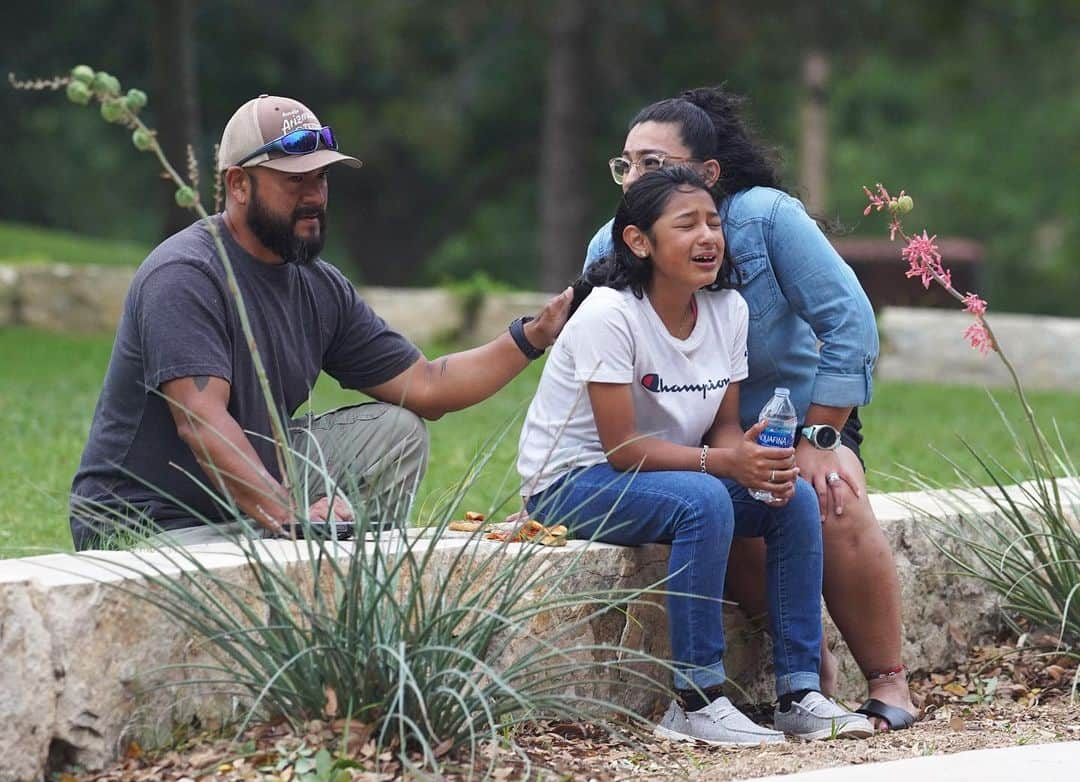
[631,85,784,196]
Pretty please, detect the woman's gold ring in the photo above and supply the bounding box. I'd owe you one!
[770,469,776,482]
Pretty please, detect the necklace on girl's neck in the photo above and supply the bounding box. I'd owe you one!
[648,286,698,339]
[677,295,698,339]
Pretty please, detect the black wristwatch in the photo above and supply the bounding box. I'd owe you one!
[801,424,842,450]
[509,316,545,360]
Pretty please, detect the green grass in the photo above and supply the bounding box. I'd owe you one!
[0,221,149,267]
[0,327,541,555]
[2,325,1077,556]
[863,382,1079,492]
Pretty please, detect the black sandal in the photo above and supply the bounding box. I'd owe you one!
[856,698,917,731]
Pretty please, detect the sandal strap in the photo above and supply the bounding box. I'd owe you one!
[856,698,917,730]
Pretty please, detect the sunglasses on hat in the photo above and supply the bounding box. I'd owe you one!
[236,126,338,167]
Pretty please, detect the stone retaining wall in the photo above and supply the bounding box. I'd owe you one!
[7,480,1075,782]
[877,307,1080,390]
[0,264,474,346]
[0,262,554,349]
[4,263,1078,390]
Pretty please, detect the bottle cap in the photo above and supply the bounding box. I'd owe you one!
[774,387,790,396]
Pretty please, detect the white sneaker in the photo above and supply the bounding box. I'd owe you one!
[654,697,785,746]
[773,691,874,740]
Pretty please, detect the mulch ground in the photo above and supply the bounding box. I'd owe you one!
[67,636,1079,782]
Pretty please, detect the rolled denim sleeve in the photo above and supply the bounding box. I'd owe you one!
[765,195,879,407]
[583,219,615,272]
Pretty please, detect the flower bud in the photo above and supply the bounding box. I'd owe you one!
[896,194,914,214]
[70,65,95,85]
[124,89,148,112]
[174,186,198,208]
[66,81,92,105]
[100,99,126,123]
[132,129,154,151]
[92,71,121,97]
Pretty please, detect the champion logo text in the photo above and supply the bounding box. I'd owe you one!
[640,373,731,399]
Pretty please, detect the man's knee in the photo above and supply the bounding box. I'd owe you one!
[376,404,429,478]
[316,401,428,452]
[301,402,430,493]
[384,404,428,451]
[360,403,429,475]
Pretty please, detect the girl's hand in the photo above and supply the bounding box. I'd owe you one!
[734,421,799,502]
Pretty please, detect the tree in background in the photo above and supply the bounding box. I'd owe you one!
[798,50,830,216]
[538,0,592,292]
[150,0,201,238]
[3,0,1078,315]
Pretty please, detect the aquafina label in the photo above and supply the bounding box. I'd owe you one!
[750,387,797,503]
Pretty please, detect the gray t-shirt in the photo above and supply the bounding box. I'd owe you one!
[70,216,420,548]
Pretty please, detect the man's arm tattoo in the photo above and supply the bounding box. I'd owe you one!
[194,375,210,391]
[438,357,449,376]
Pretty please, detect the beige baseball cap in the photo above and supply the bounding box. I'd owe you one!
[217,94,362,173]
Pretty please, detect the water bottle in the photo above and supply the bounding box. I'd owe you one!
[750,387,798,503]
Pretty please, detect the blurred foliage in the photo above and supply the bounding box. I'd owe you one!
[0,221,148,266]
[2,0,1077,313]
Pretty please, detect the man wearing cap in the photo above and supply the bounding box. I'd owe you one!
[69,95,571,549]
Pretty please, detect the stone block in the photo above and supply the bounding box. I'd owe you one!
[469,292,556,346]
[16,264,135,334]
[358,286,463,344]
[0,265,16,326]
[0,548,265,779]
[878,307,1080,390]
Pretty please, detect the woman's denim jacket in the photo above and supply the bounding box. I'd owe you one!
[584,186,879,429]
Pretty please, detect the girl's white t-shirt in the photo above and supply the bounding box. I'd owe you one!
[517,285,749,497]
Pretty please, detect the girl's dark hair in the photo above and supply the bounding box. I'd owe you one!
[572,167,734,311]
[630,85,784,196]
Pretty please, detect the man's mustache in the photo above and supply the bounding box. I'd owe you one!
[293,207,326,222]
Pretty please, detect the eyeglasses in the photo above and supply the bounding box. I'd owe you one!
[608,153,697,185]
[236,126,338,166]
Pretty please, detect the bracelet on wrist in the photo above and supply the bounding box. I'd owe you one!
[699,444,709,473]
[509,315,545,360]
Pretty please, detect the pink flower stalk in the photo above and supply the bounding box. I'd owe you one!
[963,319,993,355]
[901,230,947,290]
[864,182,996,357]
[962,292,988,316]
[888,218,901,241]
[863,183,892,216]
[861,187,1056,502]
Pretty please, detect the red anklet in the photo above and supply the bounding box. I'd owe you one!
[867,665,906,681]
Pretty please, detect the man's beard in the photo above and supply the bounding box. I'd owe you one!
[246,180,327,265]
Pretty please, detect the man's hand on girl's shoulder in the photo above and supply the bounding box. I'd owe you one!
[526,286,574,348]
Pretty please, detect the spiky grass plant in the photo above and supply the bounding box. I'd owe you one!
[75,465,677,778]
[894,404,1080,647]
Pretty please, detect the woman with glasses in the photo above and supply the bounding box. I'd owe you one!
[518,167,872,744]
[583,87,917,733]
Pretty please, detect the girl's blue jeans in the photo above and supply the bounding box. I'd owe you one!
[527,463,823,696]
